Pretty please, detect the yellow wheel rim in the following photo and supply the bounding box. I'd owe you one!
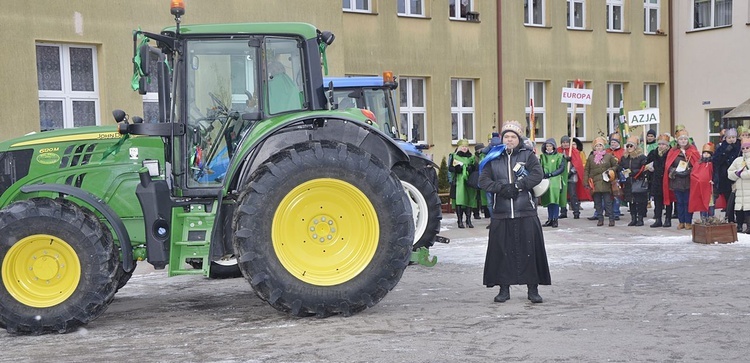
[273,178,379,286]
[2,234,81,308]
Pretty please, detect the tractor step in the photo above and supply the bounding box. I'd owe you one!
[434,235,450,244]
[410,247,437,267]
[168,203,217,277]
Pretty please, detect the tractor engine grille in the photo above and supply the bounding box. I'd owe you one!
[0,150,34,196]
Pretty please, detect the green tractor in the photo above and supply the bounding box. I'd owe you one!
[0,4,415,335]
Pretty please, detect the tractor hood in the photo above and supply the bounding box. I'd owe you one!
[0,126,121,151]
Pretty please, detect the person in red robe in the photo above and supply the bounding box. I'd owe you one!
[689,142,715,219]
[558,136,591,219]
[663,129,701,230]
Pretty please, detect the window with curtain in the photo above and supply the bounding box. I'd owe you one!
[399,77,428,144]
[451,79,475,142]
[693,0,732,29]
[644,0,661,33]
[449,0,473,20]
[525,80,546,141]
[398,0,424,16]
[36,43,100,131]
[524,0,545,26]
[343,0,372,13]
[567,0,585,29]
[607,0,624,31]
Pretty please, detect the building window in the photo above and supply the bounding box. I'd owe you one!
[451,79,475,142]
[449,0,473,20]
[643,83,660,134]
[644,0,661,33]
[525,80,546,141]
[399,77,427,144]
[693,0,732,29]
[398,0,424,16]
[606,83,624,136]
[36,43,99,131]
[524,0,545,26]
[607,0,624,31]
[567,0,585,29]
[708,109,732,145]
[566,81,586,140]
[343,0,372,13]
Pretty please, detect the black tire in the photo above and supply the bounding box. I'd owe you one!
[114,261,136,291]
[392,164,442,251]
[233,140,413,317]
[0,198,118,335]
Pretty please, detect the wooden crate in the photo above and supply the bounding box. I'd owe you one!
[692,223,737,244]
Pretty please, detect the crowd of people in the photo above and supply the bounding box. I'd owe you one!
[449,120,749,304]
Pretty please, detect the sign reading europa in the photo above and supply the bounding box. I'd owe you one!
[560,88,593,105]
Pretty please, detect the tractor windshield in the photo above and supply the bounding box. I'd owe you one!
[181,36,306,187]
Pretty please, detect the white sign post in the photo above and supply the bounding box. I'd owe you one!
[628,108,659,151]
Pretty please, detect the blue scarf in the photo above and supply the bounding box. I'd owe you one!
[479,144,507,173]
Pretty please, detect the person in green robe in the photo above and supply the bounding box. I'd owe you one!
[448,139,478,228]
[539,138,567,228]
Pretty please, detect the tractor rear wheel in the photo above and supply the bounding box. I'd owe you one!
[392,164,442,251]
[0,198,118,334]
[234,140,413,317]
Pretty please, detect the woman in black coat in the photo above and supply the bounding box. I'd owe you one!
[712,128,740,225]
[646,134,672,227]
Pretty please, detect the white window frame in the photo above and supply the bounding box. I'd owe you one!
[449,0,473,20]
[524,0,546,26]
[606,83,624,136]
[566,81,587,140]
[343,0,372,13]
[525,80,546,141]
[567,0,586,29]
[37,43,100,130]
[399,77,428,145]
[692,0,733,30]
[451,79,476,143]
[644,0,661,33]
[644,83,660,134]
[607,0,624,31]
[398,0,425,17]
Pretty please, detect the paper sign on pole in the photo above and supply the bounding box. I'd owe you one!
[561,87,593,105]
[627,108,660,126]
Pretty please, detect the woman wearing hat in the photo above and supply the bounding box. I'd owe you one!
[584,137,619,226]
[728,137,750,234]
[689,142,716,219]
[664,129,700,230]
[618,136,649,226]
[448,139,478,228]
[712,128,740,227]
[646,133,674,227]
[478,120,550,304]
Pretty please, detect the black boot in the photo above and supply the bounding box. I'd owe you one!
[456,206,464,229]
[560,207,568,219]
[494,285,510,303]
[628,212,637,226]
[543,220,553,227]
[473,208,481,220]
[551,219,558,228]
[527,284,543,303]
[635,215,644,226]
[597,217,604,227]
[663,205,672,228]
[483,206,491,218]
[465,208,474,228]
[650,217,662,228]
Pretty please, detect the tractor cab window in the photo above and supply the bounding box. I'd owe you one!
[265,37,305,114]
[332,88,400,140]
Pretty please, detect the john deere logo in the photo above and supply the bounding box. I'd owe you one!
[36,152,61,165]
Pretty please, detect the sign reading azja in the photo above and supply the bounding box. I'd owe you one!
[561,87,593,105]
[627,108,660,126]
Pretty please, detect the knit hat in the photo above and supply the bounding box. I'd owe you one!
[457,139,469,147]
[500,120,524,138]
[702,142,715,154]
[609,132,622,145]
[657,133,671,143]
[726,128,738,138]
[593,136,607,147]
[560,135,571,144]
[742,137,750,149]
[675,129,689,140]
[647,129,657,137]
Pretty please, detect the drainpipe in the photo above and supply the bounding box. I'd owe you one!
[497,0,503,131]
[668,0,675,133]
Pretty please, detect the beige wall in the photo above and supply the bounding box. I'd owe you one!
[672,1,750,147]
[501,0,671,150]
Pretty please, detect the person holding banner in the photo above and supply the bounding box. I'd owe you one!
[618,136,649,226]
[479,120,550,304]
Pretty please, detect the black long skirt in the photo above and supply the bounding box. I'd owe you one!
[483,216,552,287]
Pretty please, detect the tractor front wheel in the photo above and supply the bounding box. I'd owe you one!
[234,141,413,317]
[392,164,442,251]
[0,198,118,334]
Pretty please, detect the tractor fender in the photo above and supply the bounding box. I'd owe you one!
[19,183,134,272]
[230,117,409,191]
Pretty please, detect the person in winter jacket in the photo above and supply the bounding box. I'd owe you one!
[712,128,740,226]
[448,139,478,228]
[646,134,673,227]
[665,129,700,230]
[607,132,625,218]
[727,137,750,234]
[478,120,550,304]
[540,138,567,228]
[584,136,619,226]
[643,128,658,155]
[690,142,715,219]
[618,136,649,226]
[558,136,590,219]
